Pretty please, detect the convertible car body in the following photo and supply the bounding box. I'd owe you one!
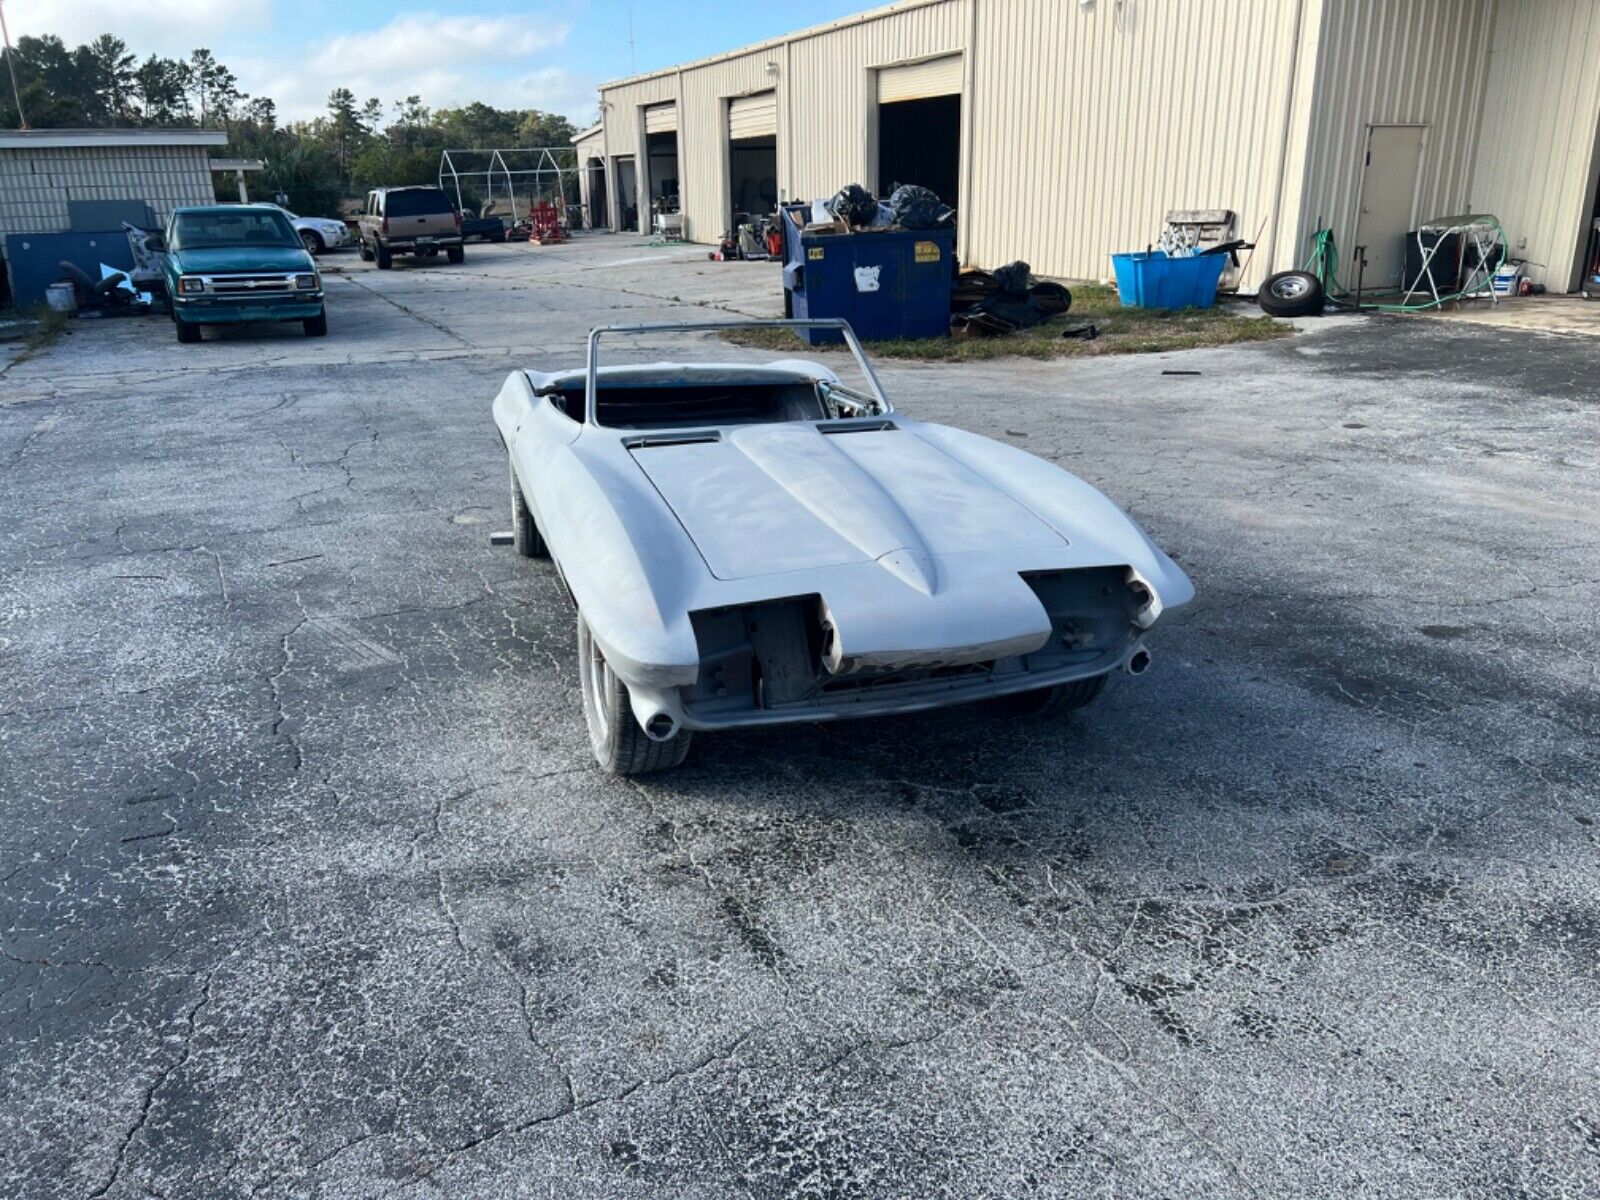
[493,320,1193,774]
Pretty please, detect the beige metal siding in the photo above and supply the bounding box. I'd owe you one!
[876,53,963,102]
[1296,0,1493,277]
[966,0,1308,285]
[1468,0,1600,290]
[643,103,678,134]
[728,92,778,139]
[0,144,216,238]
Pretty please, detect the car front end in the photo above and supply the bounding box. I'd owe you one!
[168,263,325,326]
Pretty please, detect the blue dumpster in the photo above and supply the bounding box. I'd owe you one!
[1111,250,1227,310]
[781,205,955,344]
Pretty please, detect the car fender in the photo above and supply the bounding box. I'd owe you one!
[494,373,702,687]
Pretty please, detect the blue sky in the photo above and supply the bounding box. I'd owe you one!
[11,0,870,124]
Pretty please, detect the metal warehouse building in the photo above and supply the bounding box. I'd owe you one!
[579,0,1600,292]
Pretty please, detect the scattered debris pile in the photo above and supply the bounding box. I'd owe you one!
[951,261,1071,336]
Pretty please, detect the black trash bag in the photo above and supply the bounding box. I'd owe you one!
[888,184,955,230]
[991,260,1032,296]
[828,184,878,227]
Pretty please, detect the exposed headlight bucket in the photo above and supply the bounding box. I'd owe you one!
[177,276,205,295]
[295,273,318,290]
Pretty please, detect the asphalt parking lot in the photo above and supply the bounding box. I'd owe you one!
[3,235,1598,1199]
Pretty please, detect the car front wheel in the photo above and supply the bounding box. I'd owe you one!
[175,319,201,344]
[300,230,324,256]
[304,309,328,337]
[577,612,692,775]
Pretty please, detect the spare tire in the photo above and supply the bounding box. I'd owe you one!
[1259,270,1325,317]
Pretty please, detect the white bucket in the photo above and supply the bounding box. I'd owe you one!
[45,281,77,313]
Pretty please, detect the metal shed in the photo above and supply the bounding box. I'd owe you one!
[0,128,227,302]
[591,0,1600,293]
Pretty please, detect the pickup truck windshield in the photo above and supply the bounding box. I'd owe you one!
[170,210,299,250]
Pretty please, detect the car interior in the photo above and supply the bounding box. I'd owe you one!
[534,370,887,429]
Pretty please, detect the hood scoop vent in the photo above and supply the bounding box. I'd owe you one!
[625,431,722,450]
[819,419,897,435]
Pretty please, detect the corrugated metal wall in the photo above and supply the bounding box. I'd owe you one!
[1296,0,1493,274]
[593,0,1598,288]
[965,0,1306,284]
[1469,0,1600,290]
[0,145,216,238]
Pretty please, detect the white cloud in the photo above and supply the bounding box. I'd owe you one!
[310,13,570,75]
[5,0,266,54]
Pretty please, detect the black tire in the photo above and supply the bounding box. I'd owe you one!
[304,309,328,338]
[299,229,324,256]
[1258,270,1324,318]
[358,239,374,262]
[509,458,547,558]
[375,241,392,270]
[577,612,692,775]
[984,674,1106,719]
[175,319,201,344]
[447,246,465,264]
[491,230,507,244]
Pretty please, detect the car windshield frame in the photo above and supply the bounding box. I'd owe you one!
[169,209,301,252]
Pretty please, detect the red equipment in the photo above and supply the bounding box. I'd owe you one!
[528,202,566,245]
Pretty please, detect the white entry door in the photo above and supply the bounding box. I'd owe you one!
[1354,125,1426,288]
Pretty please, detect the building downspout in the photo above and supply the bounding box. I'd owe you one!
[783,39,794,202]
[1265,0,1309,283]
[958,0,978,266]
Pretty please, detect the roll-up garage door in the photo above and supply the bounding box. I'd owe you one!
[728,91,777,140]
[876,54,963,104]
[643,103,677,134]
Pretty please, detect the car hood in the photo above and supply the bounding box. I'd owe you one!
[628,422,1065,592]
[168,245,313,274]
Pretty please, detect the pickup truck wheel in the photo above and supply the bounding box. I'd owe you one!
[175,319,201,344]
[304,309,328,338]
[509,458,547,558]
[577,613,692,775]
[984,674,1105,719]
[375,242,392,270]
[447,246,465,264]
[299,230,324,256]
[358,239,374,262]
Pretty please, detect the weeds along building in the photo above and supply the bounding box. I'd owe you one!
[577,0,1600,292]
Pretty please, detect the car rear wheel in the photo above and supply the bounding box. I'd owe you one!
[577,612,692,775]
[447,246,465,264]
[300,230,324,256]
[509,458,547,558]
[304,309,328,338]
[175,319,201,344]
[984,673,1106,719]
[375,241,392,270]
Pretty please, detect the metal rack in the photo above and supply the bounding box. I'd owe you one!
[1398,214,1504,308]
[437,147,580,223]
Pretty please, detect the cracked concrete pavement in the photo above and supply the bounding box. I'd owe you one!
[2,235,1597,1198]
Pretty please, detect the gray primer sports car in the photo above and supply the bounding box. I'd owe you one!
[493,320,1193,774]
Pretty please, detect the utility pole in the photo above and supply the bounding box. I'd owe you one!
[0,0,28,130]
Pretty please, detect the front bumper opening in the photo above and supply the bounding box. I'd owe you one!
[682,566,1147,724]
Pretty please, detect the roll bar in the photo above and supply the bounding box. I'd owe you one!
[583,319,892,426]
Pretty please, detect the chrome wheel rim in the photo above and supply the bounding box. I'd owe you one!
[584,630,611,742]
[1271,275,1311,300]
[300,231,318,254]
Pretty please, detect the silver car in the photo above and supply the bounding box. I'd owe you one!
[494,320,1194,774]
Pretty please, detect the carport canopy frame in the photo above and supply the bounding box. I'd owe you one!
[437,147,581,223]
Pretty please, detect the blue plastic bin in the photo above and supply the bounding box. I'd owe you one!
[781,205,955,344]
[1111,250,1227,310]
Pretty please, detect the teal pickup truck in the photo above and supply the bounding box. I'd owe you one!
[159,205,327,343]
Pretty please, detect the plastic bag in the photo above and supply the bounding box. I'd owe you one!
[991,260,1032,296]
[828,184,878,227]
[888,184,955,230]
